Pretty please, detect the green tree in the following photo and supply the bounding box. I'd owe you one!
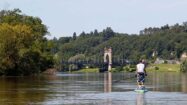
[73,32,77,40]
[0,9,54,76]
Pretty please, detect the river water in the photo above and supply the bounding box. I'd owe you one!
[0,72,187,105]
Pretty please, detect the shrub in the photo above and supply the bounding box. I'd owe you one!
[129,68,136,72]
[164,60,168,64]
[115,66,124,72]
[124,64,136,72]
[155,66,159,70]
[129,65,136,68]
[124,67,130,71]
[180,60,187,72]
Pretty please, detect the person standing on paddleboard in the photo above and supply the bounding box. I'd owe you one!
[136,59,147,89]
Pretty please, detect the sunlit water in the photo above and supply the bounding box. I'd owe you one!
[0,72,187,105]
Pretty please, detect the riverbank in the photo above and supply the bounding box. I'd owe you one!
[73,68,99,73]
[146,64,180,72]
[72,64,181,73]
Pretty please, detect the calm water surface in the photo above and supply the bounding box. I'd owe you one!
[0,72,187,105]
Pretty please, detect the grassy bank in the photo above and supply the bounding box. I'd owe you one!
[147,64,180,72]
[72,64,180,73]
[73,68,116,73]
[73,68,99,73]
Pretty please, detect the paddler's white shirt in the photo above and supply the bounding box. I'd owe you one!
[137,63,145,73]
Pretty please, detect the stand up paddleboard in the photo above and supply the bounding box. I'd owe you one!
[134,89,148,93]
[134,86,148,93]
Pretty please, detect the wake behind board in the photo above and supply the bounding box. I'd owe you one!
[134,88,148,93]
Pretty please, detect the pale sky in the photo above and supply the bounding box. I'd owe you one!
[1,0,187,39]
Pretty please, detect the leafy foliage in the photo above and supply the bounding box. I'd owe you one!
[0,9,54,76]
[180,60,187,72]
[3,9,186,72]
[53,23,187,71]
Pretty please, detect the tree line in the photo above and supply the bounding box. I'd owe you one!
[52,23,187,71]
[1,9,187,74]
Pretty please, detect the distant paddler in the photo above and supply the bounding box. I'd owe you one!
[136,59,147,89]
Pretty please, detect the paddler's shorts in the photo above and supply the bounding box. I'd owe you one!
[137,72,145,83]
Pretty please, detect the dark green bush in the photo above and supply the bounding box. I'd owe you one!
[155,66,159,70]
[180,60,187,72]
[115,66,124,72]
[124,67,130,71]
[124,65,136,72]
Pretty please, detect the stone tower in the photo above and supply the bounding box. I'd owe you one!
[104,47,112,71]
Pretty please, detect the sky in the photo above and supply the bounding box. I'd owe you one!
[0,0,187,39]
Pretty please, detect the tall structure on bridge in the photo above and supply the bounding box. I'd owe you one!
[104,47,112,71]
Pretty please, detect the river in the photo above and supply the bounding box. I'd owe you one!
[0,72,187,105]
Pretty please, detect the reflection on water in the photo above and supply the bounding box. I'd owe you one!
[104,72,112,93]
[148,72,187,92]
[104,72,112,105]
[136,94,146,105]
[0,72,187,105]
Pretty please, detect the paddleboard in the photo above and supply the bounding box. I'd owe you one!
[134,88,148,93]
